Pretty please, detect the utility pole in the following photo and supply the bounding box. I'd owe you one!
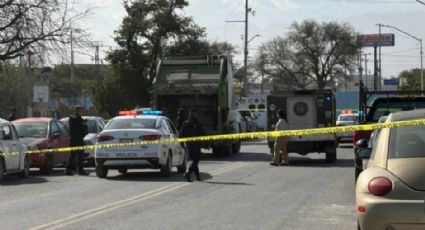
[27,51,33,117]
[243,0,249,97]
[95,44,100,80]
[70,29,75,105]
[377,23,383,90]
[381,24,424,92]
[364,53,369,88]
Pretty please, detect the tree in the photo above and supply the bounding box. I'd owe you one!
[95,0,237,113]
[0,0,89,62]
[0,64,28,118]
[399,68,422,90]
[257,20,360,89]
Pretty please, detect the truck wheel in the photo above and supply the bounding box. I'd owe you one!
[222,144,233,157]
[177,152,187,173]
[40,154,54,174]
[232,141,241,154]
[326,151,337,163]
[160,153,172,177]
[212,146,221,157]
[95,165,108,178]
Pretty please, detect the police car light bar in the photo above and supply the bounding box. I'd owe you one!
[119,110,137,116]
[142,110,163,115]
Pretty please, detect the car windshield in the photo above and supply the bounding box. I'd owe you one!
[14,122,48,138]
[105,118,156,130]
[389,123,425,159]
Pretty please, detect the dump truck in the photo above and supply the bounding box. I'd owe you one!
[152,55,241,157]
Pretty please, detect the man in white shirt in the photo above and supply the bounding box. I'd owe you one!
[271,110,289,166]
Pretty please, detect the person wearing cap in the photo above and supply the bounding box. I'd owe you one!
[271,109,289,166]
[179,108,205,182]
[66,106,88,175]
[7,107,17,121]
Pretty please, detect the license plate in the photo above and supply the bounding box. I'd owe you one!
[119,139,133,143]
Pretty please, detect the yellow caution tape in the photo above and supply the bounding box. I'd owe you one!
[2,119,425,157]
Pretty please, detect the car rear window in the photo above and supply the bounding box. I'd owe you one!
[389,123,425,159]
[105,118,156,130]
[14,122,48,138]
[338,115,358,122]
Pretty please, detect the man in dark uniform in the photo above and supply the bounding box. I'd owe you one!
[175,107,186,131]
[66,106,88,175]
[180,108,204,182]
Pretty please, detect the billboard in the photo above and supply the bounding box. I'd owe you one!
[33,85,49,103]
[358,34,395,47]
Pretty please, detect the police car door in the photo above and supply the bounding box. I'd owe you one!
[163,119,181,166]
[287,96,317,141]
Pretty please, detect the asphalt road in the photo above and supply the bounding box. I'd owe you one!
[0,141,357,230]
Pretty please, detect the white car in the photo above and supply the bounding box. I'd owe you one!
[0,118,29,181]
[61,116,106,165]
[336,112,359,144]
[94,112,187,178]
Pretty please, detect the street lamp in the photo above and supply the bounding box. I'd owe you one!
[381,24,424,91]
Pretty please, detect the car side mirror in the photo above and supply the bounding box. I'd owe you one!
[357,148,372,159]
[355,139,369,149]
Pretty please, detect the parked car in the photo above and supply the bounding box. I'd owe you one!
[354,115,387,181]
[60,116,106,165]
[0,118,29,181]
[13,118,70,174]
[356,109,425,230]
[94,111,187,178]
[336,112,359,144]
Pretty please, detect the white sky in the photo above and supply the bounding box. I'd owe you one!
[72,0,425,79]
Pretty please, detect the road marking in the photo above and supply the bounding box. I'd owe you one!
[30,162,250,230]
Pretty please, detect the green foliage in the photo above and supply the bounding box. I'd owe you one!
[399,68,423,90]
[93,0,237,115]
[0,63,28,118]
[257,20,360,89]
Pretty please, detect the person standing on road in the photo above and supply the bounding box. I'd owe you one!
[7,107,17,121]
[66,106,88,176]
[271,110,289,166]
[175,107,186,131]
[180,108,204,182]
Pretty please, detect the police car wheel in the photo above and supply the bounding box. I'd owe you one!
[177,152,187,173]
[160,153,172,177]
[95,166,108,178]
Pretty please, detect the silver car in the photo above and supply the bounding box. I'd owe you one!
[60,116,106,165]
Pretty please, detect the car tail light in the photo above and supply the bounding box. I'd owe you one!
[141,134,161,140]
[97,135,114,142]
[368,177,393,196]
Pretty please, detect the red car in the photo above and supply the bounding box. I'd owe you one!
[13,118,70,174]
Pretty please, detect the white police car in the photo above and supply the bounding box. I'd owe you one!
[94,110,187,178]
